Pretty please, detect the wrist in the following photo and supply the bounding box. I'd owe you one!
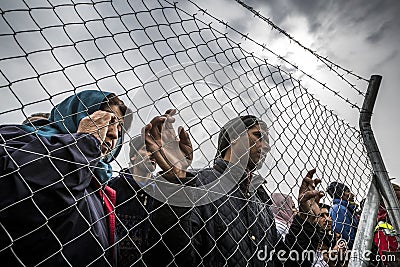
[298,210,319,224]
[160,169,187,181]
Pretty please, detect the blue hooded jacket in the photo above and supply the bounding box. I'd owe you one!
[330,198,359,249]
[0,90,125,266]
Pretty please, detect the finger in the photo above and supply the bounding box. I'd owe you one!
[178,126,193,161]
[306,168,316,178]
[164,109,176,123]
[143,123,169,170]
[314,191,325,203]
[178,126,189,143]
[300,190,320,203]
[164,116,175,130]
[313,178,322,187]
[91,111,113,127]
[143,123,161,148]
[92,110,113,119]
[165,109,176,116]
[149,115,167,126]
[142,123,152,137]
[149,116,166,139]
[299,176,314,193]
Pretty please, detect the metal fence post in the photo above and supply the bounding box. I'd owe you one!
[349,75,400,266]
[349,176,380,266]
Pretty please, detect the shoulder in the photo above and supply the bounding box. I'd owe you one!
[330,202,343,211]
[0,124,31,138]
[0,125,43,151]
[109,169,135,188]
[193,167,219,185]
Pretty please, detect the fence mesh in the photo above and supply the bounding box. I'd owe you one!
[0,0,376,266]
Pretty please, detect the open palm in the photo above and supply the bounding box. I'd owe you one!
[143,109,193,180]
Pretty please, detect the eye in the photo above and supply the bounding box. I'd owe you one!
[254,132,261,138]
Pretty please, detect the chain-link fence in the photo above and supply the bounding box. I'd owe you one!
[0,0,384,266]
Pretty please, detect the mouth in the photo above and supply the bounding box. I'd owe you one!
[257,152,267,160]
[102,142,113,154]
[149,158,156,167]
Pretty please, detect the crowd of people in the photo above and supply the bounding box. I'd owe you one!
[0,90,399,266]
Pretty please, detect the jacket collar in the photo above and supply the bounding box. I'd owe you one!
[119,168,154,191]
[213,158,251,193]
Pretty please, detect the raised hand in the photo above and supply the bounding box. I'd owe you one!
[77,110,118,155]
[298,169,324,223]
[143,109,193,180]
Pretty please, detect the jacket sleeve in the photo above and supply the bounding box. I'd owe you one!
[279,215,321,267]
[0,126,101,210]
[146,172,202,267]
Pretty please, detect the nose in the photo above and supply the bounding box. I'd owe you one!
[106,122,119,141]
[261,139,271,154]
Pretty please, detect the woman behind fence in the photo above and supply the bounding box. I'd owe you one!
[0,90,130,266]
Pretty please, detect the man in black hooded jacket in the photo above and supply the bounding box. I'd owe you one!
[143,111,323,266]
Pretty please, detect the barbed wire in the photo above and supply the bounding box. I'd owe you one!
[182,0,364,111]
[233,0,370,88]
[0,0,376,266]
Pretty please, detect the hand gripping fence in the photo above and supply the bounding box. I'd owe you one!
[0,0,396,266]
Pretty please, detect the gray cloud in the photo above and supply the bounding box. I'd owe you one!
[241,0,400,37]
[366,20,392,44]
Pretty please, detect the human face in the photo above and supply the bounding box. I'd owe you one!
[318,208,332,231]
[132,146,157,173]
[101,104,124,156]
[342,189,355,202]
[246,124,271,171]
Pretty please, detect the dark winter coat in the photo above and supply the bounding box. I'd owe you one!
[109,169,157,267]
[0,90,123,266]
[0,126,115,266]
[149,159,320,267]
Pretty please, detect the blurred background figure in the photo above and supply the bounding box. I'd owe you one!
[22,112,50,124]
[317,203,333,232]
[371,183,400,267]
[270,192,297,240]
[109,135,158,267]
[327,181,359,249]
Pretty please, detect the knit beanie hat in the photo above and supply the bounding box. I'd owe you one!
[215,115,267,159]
[327,182,349,199]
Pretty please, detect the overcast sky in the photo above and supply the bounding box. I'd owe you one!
[195,0,400,185]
